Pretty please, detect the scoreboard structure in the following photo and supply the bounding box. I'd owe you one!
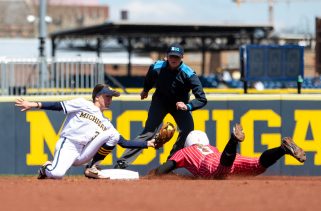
[240,44,304,93]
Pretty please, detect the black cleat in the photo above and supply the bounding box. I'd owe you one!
[37,161,52,179]
[113,160,128,169]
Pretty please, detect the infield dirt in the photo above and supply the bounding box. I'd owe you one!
[1,175,320,211]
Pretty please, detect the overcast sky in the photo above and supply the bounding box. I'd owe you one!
[100,0,321,35]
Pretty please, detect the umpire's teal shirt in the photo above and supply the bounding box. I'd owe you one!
[143,60,207,111]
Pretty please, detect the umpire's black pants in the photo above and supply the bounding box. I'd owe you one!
[117,95,194,165]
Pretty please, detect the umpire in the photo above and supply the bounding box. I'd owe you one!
[114,43,207,169]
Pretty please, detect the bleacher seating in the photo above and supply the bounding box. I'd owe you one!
[106,75,321,89]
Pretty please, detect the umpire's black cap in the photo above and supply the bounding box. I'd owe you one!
[167,43,184,57]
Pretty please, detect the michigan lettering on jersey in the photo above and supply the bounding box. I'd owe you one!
[79,112,107,131]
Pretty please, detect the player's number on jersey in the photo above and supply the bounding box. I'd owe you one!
[90,131,100,142]
[197,145,214,155]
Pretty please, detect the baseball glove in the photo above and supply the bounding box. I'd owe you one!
[154,122,176,149]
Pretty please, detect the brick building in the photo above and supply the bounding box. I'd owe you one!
[0,0,109,38]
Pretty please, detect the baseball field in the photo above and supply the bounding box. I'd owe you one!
[1,175,320,211]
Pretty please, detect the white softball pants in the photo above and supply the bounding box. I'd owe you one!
[44,133,110,179]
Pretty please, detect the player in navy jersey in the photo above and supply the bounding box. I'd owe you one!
[155,124,306,179]
[15,84,155,179]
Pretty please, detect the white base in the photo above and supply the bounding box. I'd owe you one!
[100,169,139,180]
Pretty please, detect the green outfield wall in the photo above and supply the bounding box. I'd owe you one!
[0,94,320,176]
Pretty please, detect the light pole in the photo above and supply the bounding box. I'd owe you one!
[39,0,47,57]
[27,1,52,92]
[39,0,48,90]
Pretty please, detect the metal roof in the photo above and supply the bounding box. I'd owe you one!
[49,21,274,75]
[51,21,273,39]
[50,21,274,56]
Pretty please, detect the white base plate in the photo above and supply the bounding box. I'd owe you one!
[100,169,139,180]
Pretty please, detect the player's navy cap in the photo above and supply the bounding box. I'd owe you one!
[167,43,184,57]
[97,87,120,97]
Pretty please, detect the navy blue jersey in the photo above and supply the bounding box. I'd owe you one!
[143,60,207,111]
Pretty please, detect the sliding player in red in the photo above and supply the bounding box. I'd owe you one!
[155,124,306,179]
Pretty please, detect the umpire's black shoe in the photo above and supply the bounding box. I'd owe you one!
[113,160,128,169]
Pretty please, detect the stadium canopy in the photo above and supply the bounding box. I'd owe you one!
[50,21,273,76]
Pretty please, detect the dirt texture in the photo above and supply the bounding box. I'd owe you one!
[1,175,320,211]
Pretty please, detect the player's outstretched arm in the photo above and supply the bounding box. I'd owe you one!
[15,98,41,111]
[155,160,177,175]
[15,98,63,112]
[118,136,155,148]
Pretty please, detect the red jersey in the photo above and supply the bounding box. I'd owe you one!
[170,144,266,178]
